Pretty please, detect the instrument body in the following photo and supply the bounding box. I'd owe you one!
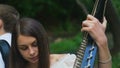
[73,0,108,68]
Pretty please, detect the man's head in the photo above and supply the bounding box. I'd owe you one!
[0,4,20,32]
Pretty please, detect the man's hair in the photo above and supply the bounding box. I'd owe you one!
[0,4,20,32]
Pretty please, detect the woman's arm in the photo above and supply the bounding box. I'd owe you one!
[81,14,111,68]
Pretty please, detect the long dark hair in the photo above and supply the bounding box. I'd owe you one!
[9,18,50,68]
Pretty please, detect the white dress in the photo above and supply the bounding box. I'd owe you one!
[50,54,76,68]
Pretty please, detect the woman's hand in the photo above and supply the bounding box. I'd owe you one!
[81,14,107,47]
[81,14,111,68]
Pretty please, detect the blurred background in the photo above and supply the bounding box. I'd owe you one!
[0,0,120,67]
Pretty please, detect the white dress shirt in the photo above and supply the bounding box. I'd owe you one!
[0,33,12,68]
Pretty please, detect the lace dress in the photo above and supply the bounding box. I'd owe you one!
[50,54,76,68]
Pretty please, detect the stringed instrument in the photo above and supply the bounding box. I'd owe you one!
[73,0,108,68]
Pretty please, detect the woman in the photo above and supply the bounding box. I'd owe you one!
[9,18,50,68]
[9,15,111,68]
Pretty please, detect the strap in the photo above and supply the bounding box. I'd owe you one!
[0,40,10,68]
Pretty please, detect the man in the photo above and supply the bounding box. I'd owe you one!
[0,4,19,68]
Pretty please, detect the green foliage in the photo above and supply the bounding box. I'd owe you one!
[50,32,82,54]
[5,0,100,34]
[8,0,47,17]
[51,19,80,36]
[112,0,120,15]
[80,0,94,13]
[6,0,95,17]
[6,0,87,33]
[112,53,120,68]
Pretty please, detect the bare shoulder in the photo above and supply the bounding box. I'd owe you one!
[50,54,67,58]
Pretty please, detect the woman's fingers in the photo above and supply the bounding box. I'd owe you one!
[81,20,93,32]
[81,15,99,32]
[87,14,98,21]
[81,14,107,45]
